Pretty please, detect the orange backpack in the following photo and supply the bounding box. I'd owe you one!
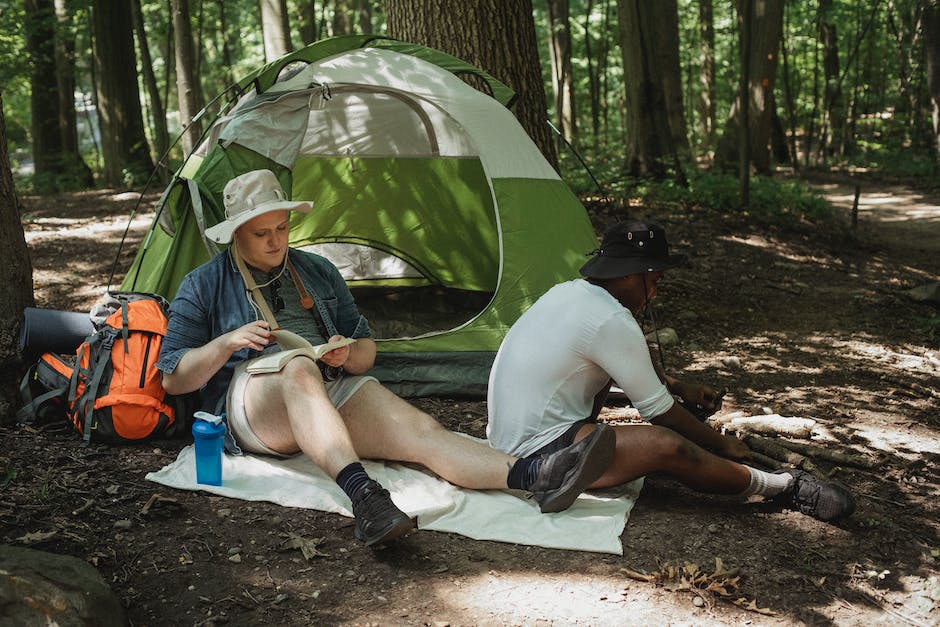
[66,295,188,444]
[18,294,189,445]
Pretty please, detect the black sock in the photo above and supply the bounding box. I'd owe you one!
[336,462,371,501]
[507,457,543,490]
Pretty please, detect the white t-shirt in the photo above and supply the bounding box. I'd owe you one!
[487,279,674,457]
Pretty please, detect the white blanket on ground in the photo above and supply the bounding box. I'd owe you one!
[146,444,643,555]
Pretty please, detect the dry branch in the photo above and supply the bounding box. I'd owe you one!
[743,435,817,472]
[774,439,879,470]
[721,415,816,438]
[747,451,783,470]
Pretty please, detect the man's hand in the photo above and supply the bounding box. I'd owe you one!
[716,434,751,461]
[222,320,272,353]
[671,380,726,420]
[319,334,350,368]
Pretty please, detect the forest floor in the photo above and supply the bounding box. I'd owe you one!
[4,171,940,626]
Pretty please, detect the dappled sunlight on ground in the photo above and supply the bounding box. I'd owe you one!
[435,572,644,625]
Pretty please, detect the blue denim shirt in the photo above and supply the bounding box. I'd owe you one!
[156,248,372,415]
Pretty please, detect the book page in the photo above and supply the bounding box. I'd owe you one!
[271,329,356,358]
[246,334,357,375]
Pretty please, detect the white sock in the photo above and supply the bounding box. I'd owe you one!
[740,466,793,497]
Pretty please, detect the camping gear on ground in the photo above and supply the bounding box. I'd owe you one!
[119,35,598,397]
[17,293,190,445]
[19,308,96,363]
[16,353,73,426]
[192,412,225,485]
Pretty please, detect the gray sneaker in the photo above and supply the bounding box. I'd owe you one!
[530,425,616,513]
[773,469,856,522]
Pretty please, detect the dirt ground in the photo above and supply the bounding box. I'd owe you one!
[4,173,939,626]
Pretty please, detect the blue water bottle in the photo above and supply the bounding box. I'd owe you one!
[192,411,225,486]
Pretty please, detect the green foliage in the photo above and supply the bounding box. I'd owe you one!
[0,2,30,151]
[923,313,940,340]
[625,170,839,228]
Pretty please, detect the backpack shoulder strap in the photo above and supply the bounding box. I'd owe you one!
[16,361,69,423]
[71,330,118,446]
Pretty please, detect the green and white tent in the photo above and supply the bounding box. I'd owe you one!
[122,35,597,397]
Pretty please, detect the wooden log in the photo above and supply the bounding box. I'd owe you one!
[773,438,879,470]
[726,415,816,438]
[747,451,783,470]
[742,435,817,473]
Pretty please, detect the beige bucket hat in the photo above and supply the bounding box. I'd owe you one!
[204,169,312,244]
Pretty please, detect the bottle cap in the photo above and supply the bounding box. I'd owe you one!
[193,411,223,426]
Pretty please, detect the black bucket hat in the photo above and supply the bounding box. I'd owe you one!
[579,220,684,280]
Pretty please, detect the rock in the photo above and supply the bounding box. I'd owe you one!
[0,545,126,627]
[721,356,742,369]
[645,327,679,346]
[904,282,940,306]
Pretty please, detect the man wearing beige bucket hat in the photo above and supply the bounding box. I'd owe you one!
[158,169,617,546]
[487,220,856,524]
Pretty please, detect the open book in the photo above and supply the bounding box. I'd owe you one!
[245,329,356,374]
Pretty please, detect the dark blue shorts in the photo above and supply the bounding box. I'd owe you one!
[527,417,595,458]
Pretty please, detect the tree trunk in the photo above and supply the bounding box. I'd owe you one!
[714,0,785,175]
[357,0,373,34]
[132,0,170,173]
[259,0,292,61]
[172,0,203,157]
[386,0,558,170]
[53,0,94,187]
[25,0,63,187]
[219,0,239,85]
[617,0,689,179]
[925,0,940,161]
[698,0,716,155]
[818,0,844,161]
[0,91,35,423]
[91,0,154,186]
[547,0,577,151]
[780,2,800,169]
[296,0,316,45]
[332,0,354,35]
[770,95,790,163]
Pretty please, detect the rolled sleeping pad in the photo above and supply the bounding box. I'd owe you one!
[19,307,96,361]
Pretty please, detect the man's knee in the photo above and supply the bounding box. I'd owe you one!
[641,425,702,464]
[279,356,325,389]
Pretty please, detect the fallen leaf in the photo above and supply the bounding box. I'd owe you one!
[619,567,655,583]
[734,597,778,616]
[280,533,328,560]
[16,530,58,545]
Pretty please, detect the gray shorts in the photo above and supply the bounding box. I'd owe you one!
[226,357,377,457]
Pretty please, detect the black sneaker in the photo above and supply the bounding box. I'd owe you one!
[530,425,616,513]
[351,480,415,546]
[773,469,856,522]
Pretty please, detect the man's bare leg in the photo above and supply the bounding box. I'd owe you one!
[242,358,359,476]
[577,423,752,492]
[575,423,856,522]
[339,381,519,489]
[242,358,414,545]
[339,381,617,512]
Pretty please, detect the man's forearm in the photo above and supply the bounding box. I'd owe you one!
[342,337,377,375]
[650,403,728,451]
[162,340,232,395]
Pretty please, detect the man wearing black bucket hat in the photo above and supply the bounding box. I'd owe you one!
[487,219,856,523]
